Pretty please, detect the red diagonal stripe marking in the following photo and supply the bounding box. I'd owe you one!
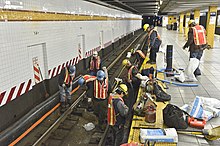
[0,91,6,105]
[34,66,40,73]
[56,65,61,76]
[72,58,75,65]
[16,82,25,97]
[6,86,16,103]
[35,74,40,81]
[25,79,32,93]
[65,61,69,67]
[61,63,65,69]
[48,70,51,76]
[69,60,72,66]
[51,67,56,78]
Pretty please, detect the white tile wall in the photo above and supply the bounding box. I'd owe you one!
[0,0,141,103]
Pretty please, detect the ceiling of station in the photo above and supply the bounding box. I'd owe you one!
[87,0,220,15]
[160,0,220,15]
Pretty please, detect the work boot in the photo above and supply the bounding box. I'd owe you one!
[67,98,73,106]
[153,82,171,102]
[60,102,66,113]
[194,68,201,76]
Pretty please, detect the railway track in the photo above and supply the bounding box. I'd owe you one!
[2,30,148,146]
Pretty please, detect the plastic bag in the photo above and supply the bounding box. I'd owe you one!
[174,70,185,83]
[83,122,95,131]
[156,51,165,71]
[185,58,199,82]
[183,96,220,121]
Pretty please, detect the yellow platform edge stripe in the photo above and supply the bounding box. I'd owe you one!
[128,54,176,146]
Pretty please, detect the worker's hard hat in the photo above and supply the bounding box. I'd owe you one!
[188,19,195,26]
[126,52,131,58]
[143,24,149,31]
[122,59,131,66]
[78,77,85,86]
[93,51,98,57]
[97,70,105,81]
[118,84,128,95]
[69,65,76,76]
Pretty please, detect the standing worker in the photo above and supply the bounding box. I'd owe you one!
[58,65,76,110]
[122,59,149,108]
[183,20,208,76]
[89,51,102,76]
[147,25,162,64]
[82,67,111,130]
[107,84,129,146]
[93,68,110,130]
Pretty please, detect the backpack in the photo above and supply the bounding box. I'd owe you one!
[163,104,188,129]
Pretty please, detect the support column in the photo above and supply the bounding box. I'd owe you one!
[179,13,184,33]
[194,9,200,24]
[206,6,217,48]
[184,12,190,38]
[168,15,173,25]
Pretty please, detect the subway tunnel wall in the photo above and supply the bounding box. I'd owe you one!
[0,0,142,131]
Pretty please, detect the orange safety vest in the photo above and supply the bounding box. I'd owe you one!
[192,25,207,45]
[64,68,71,84]
[128,66,137,83]
[107,94,124,126]
[94,78,108,99]
[83,75,96,83]
[90,56,101,70]
[136,50,146,59]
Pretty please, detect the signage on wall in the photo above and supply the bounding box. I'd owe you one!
[210,12,216,24]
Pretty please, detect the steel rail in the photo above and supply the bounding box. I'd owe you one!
[98,32,148,146]
[31,32,144,146]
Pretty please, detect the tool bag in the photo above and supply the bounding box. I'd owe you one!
[163,104,188,129]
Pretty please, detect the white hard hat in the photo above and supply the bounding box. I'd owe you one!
[93,51,98,57]
[126,52,131,58]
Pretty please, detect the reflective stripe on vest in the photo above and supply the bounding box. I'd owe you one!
[83,75,96,83]
[64,68,70,84]
[107,94,124,126]
[94,79,108,99]
[90,56,100,70]
[136,50,146,59]
[192,25,207,45]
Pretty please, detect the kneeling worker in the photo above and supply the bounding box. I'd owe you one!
[122,59,149,108]
[108,84,129,146]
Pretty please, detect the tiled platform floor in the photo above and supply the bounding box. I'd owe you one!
[157,27,220,146]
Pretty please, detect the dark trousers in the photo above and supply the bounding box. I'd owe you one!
[112,125,124,146]
[93,98,107,125]
[190,49,203,75]
[149,47,159,62]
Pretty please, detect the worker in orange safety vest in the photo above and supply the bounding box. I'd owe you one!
[81,67,111,130]
[183,19,208,76]
[78,74,97,111]
[122,59,149,110]
[58,65,76,110]
[107,84,129,146]
[89,51,102,76]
